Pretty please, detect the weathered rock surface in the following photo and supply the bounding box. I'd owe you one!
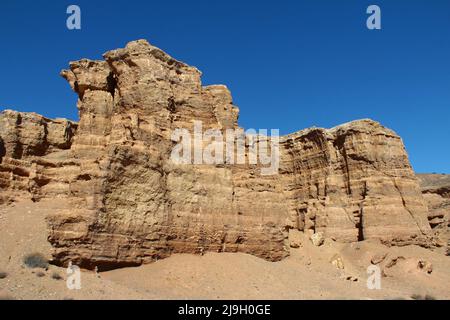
[0,40,434,269]
[0,110,77,204]
[417,174,450,255]
[279,120,431,247]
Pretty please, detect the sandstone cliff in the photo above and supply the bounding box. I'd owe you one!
[0,110,76,204]
[417,174,450,255]
[0,40,435,270]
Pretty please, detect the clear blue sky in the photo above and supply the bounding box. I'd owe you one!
[1,0,449,173]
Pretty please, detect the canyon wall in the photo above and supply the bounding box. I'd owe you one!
[0,40,434,270]
[417,174,450,255]
[0,110,76,204]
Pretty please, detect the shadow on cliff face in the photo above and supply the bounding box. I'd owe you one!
[0,137,5,164]
[50,252,142,272]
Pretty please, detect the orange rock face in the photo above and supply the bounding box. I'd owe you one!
[0,40,434,270]
[417,174,450,255]
[0,110,77,204]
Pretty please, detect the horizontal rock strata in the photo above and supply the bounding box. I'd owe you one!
[0,110,76,204]
[0,40,434,269]
[417,174,450,255]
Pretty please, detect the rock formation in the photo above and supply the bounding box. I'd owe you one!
[417,174,450,255]
[0,110,76,204]
[0,40,436,270]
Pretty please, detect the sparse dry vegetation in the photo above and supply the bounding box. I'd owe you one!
[51,272,63,280]
[411,294,437,300]
[23,253,48,269]
[36,271,46,277]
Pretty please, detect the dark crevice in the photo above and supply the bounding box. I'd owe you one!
[106,72,117,97]
[235,235,245,244]
[357,210,364,241]
[0,137,5,164]
[77,174,92,181]
[167,97,176,113]
[74,81,82,100]
[12,142,24,159]
[357,181,367,241]
[15,113,22,126]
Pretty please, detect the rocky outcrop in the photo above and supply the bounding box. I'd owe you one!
[0,110,77,204]
[0,110,76,158]
[0,40,434,270]
[417,174,450,255]
[280,121,431,246]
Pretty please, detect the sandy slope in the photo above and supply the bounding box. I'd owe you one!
[0,199,449,300]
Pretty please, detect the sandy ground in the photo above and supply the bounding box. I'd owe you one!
[0,199,449,300]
